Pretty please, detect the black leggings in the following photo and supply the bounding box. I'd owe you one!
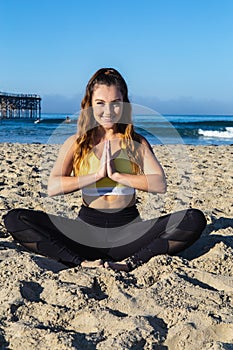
[3,205,206,270]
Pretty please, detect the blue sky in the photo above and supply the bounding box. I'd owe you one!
[1,0,233,114]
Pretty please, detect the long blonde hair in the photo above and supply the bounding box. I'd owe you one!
[73,68,143,175]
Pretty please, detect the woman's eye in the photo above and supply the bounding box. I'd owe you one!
[112,102,121,108]
[95,101,122,108]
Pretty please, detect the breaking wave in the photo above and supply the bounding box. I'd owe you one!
[198,127,233,139]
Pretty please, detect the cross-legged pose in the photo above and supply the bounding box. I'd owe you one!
[4,68,206,271]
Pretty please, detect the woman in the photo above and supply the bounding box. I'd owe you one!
[4,68,206,271]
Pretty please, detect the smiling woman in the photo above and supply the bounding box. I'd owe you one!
[3,68,207,272]
[92,85,123,129]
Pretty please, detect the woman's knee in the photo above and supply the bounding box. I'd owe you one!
[186,208,207,232]
[166,208,206,243]
[4,209,20,228]
[3,208,31,232]
[178,208,207,244]
[3,208,47,243]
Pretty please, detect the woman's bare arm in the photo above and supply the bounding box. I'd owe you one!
[47,135,107,196]
[107,138,167,194]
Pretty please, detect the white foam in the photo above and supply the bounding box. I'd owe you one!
[198,127,233,139]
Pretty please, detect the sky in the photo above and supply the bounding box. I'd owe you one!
[1,0,233,114]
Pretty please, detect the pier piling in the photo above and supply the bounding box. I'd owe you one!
[0,92,41,120]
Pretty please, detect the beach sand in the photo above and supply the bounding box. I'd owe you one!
[0,143,232,349]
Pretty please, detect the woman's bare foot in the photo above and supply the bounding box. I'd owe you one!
[81,259,104,268]
[104,261,129,272]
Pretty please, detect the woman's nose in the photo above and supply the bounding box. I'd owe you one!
[103,103,111,115]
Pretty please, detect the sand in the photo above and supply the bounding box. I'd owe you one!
[0,142,232,350]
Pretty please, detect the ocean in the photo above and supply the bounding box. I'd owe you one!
[0,113,233,145]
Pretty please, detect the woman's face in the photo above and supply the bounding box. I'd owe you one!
[92,84,123,129]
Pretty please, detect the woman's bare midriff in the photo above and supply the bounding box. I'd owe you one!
[82,194,136,209]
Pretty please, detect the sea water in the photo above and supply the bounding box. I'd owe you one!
[0,113,232,145]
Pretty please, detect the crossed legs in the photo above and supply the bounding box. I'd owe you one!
[3,208,206,271]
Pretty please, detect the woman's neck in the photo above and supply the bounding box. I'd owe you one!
[97,125,120,141]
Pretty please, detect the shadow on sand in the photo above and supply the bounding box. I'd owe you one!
[179,216,233,260]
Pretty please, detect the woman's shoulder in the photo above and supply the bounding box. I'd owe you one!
[133,133,156,158]
[64,134,78,145]
[59,134,78,152]
[135,133,152,149]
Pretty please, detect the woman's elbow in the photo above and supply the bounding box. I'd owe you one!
[159,182,167,194]
[47,185,56,197]
[160,176,167,193]
[153,176,167,194]
[147,175,167,194]
[47,189,54,197]
[47,178,59,197]
[149,182,167,194]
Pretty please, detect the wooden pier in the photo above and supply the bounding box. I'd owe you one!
[0,92,41,120]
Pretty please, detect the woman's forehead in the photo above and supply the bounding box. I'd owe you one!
[92,84,123,100]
